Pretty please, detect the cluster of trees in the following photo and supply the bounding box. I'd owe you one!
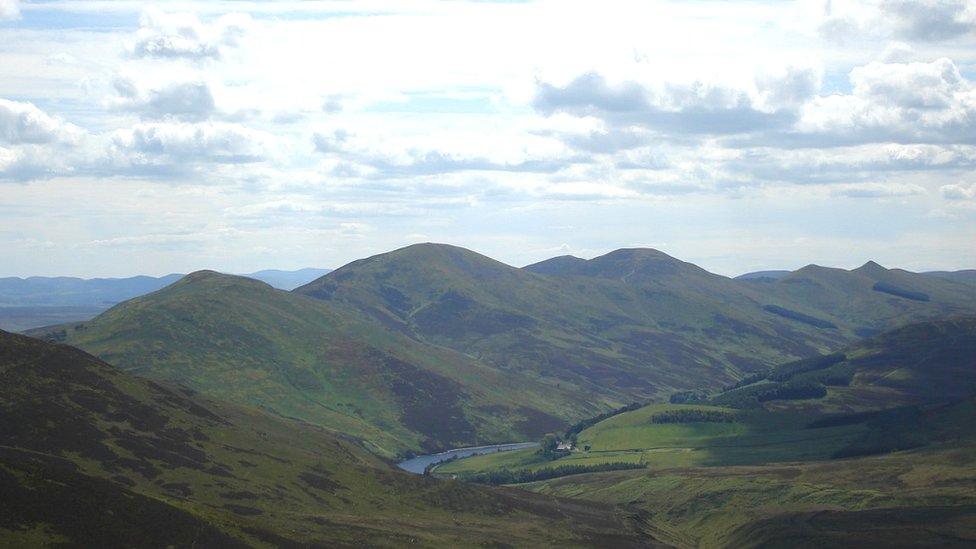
[669,391,710,404]
[465,462,645,485]
[872,282,930,302]
[720,372,768,393]
[768,353,846,382]
[537,433,570,460]
[763,305,837,329]
[710,380,828,408]
[650,409,736,424]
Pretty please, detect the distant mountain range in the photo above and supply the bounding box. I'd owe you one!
[27,243,976,455]
[0,268,330,331]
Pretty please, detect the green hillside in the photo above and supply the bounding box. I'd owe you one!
[36,245,976,458]
[41,271,596,456]
[298,244,976,405]
[0,330,655,547]
[298,244,838,400]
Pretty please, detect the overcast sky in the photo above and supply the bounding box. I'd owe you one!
[1,0,975,277]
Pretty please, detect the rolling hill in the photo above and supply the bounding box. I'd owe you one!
[40,271,595,455]
[297,244,839,399]
[0,329,657,547]
[298,244,976,400]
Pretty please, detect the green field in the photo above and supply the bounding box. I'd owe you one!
[438,403,869,476]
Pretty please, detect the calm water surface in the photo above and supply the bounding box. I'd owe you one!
[397,442,539,474]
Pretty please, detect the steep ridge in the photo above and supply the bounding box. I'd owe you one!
[0,330,655,547]
[300,244,972,404]
[42,271,592,455]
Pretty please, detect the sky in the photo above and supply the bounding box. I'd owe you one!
[1,0,975,278]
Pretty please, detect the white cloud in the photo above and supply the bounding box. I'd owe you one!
[533,68,818,137]
[851,57,963,109]
[0,99,82,145]
[881,0,976,41]
[112,78,216,120]
[0,0,19,22]
[128,8,254,60]
[737,58,976,148]
[831,182,926,198]
[819,0,976,43]
[110,122,273,165]
[941,183,976,199]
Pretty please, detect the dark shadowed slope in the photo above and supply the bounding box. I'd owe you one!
[41,270,592,455]
[712,316,976,414]
[0,330,658,547]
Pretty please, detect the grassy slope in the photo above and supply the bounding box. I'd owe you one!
[47,271,592,455]
[0,330,657,547]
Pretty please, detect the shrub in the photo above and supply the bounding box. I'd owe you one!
[465,462,646,485]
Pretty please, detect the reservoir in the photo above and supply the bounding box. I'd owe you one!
[397,442,539,474]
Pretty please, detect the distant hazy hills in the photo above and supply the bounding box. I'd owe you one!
[240,267,332,290]
[0,267,329,331]
[26,243,976,455]
[0,329,650,546]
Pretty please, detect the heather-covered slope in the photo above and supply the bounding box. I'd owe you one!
[44,271,592,455]
[0,330,655,547]
[297,244,844,399]
[298,244,976,402]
